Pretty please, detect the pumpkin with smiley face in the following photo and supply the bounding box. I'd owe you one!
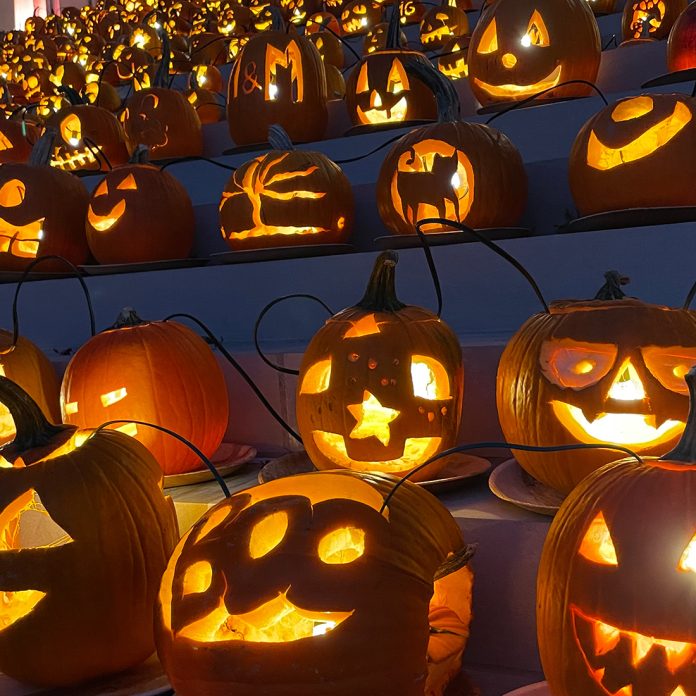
[297,251,463,481]
[538,365,696,696]
[0,376,178,687]
[419,2,469,51]
[622,0,686,40]
[340,0,382,35]
[155,469,474,696]
[497,275,696,495]
[569,94,696,216]
[86,147,194,264]
[467,0,601,107]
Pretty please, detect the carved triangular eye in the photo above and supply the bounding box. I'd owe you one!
[579,512,618,566]
[679,533,696,572]
[117,174,137,191]
[477,18,498,54]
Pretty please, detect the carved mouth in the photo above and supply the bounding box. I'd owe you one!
[177,590,353,643]
[473,64,562,99]
[421,25,453,44]
[357,96,408,124]
[313,431,442,473]
[51,147,98,171]
[0,217,44,258]
[87,200,126,232]
[572,606,695,695]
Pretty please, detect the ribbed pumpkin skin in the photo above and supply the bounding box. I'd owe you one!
[0,121,35,164]
[219,149,354,250]
[60,319,229,475]
[569,94,696,216]
[0,427,178,686]
[668,2,696,71]
[0,331,60,443]
[155,470,469,696]
[376,120,527,234]
[497,299,696,494]
[85,164,195,264]
[537,457,696,695]
[227,31,328,146]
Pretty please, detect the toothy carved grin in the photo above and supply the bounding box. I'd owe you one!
[51,147,98,171]
[572,606,696,695]
[473,64,562,99]
[357,97,408,124]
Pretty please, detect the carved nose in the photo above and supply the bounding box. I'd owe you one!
[370,90,382,108]
[502,53,517,68]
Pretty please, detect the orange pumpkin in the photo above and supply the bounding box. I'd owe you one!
[622,0,686,40]
[667,1,696,71]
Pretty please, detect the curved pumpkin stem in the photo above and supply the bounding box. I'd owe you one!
[29,128,56,167]
[387,0,402,49]
[153,31,171,88]
[403,56,460,123]
[268,125,294,151]
[57,85,85,106]
[594,270,630,300]
[663,367,696,464]
[112,306,148,329]
[129,144,151,164]
[357,251,407,312]
[0,376,67,452]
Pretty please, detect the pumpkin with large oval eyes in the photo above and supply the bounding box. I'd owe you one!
[297,252,463,481]
[569,93,696,216]
[538,366,696,696]
[156,469,474,696]
[467,0,601,107]
[497,276,696,494]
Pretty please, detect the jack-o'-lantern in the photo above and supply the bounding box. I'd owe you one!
[497,276,696,494]
[309,30,345,68]
[667,2,696,71]
[85,148,194,264]
[129,24,163,58]
[306,11,342,35]
[400,0,426,26]
[219,125,353,250]
[0,121,36,164]
[585,0,617,16]
[98,12,133,43]
[47,99,130,172]
[186,87,226,123]
[622,0,686,40]
[376,59,526,233]
[0,131,89,272]
[538,366,696,696]
[228,34,252,61]
[49,63,87,93]
[103,45,155,86]
[297,251,463,480]
[155,469,474,696]
[190,31,228,66]
[467,0,601,106]
[345,13,437,127]
[420,3,469,50]
[61,308,229,476]
[364,22,407,53]
[82,79,122,112]
[0,376,178,687]
[227,19,328,145]
[438,36,469,79]
[340,0,382,35]
[191,64,223,93]
[569,94,696,216]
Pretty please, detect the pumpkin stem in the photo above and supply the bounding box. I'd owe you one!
[663,367,696,464]
[57,85,85,106]
[594,270,629,300]
[357,251,407,312]
[153,31,171,88]
[403,56,460,123]
[270,6,286,31]
[129,144,150,164]
[112,307,147,328]
[387,0,402,49]
[434,543,476,580]
[0,376,68,452]
[29,128,56,167]
[268,124,294,150]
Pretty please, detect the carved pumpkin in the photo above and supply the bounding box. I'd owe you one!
[192,64,223,93]
[227,20,328,145]
[419,3,469,51]
[569,94,696,216]
[376,60,527,234]
[364,22,408,53]
[340,0,382,35]
[622,0,686,40]
[309,30,345,68]
[0,132,90,272]
[0,121,37,164]
[497,276,696,494]
[538,366,696,696]
[190,31,229,66]
[306,10,342,35]
[345,9,436,127]
[667,1,696,71]
[0,377,178,687]
[400,0,427,26]
[155,469,473,696]
[60,308,229,476]
[467,0,601,106]
[297,252,463,480]
[85,148,195,264]
[438,36,470,80]
[219,125,353,250]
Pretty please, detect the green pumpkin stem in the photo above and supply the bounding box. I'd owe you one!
[112,306,147,329]
[594,270,629,300]
[0,376,68,452]
[29,128,56,167]
[268,124,294,150]
[663,366,696,464]
[403,56,460,123]
[357,251,407,312]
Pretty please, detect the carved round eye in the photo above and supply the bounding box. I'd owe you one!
[642,347,696,395]
[249,511,289,559]
[411,355,451,400]
[540,340,616,389]
[60,113,82,146]
[0,179,26,208]
[318,526,365,564]
[181,561,213,595]
[579,512,618,566]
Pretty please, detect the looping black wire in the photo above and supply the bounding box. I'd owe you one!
[83,135,113,171]
[162,312,302,444]
[94,418,230,498]
[684,279,696,310]
[254,294,334,376]
[2,255,96,356]
[380,441,643,513]
[602,34,618,50]
[485,79,609,126]
[334,132,405,164]
[160,155,237,171]
[414,217,550,314]
[412,219,444,318]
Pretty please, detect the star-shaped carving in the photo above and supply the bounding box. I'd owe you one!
[348,390,399,446]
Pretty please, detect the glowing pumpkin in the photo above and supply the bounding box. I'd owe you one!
[155,470,474,696]
[340,0,382,35]
[622,0,686,40]
[0,121,36,164]
[538,365,696,696]
[419,3,469,51]
[667,1,696,71]
[297,251,463,481]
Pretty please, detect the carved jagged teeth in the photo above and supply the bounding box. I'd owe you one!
[632,634,654,666]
